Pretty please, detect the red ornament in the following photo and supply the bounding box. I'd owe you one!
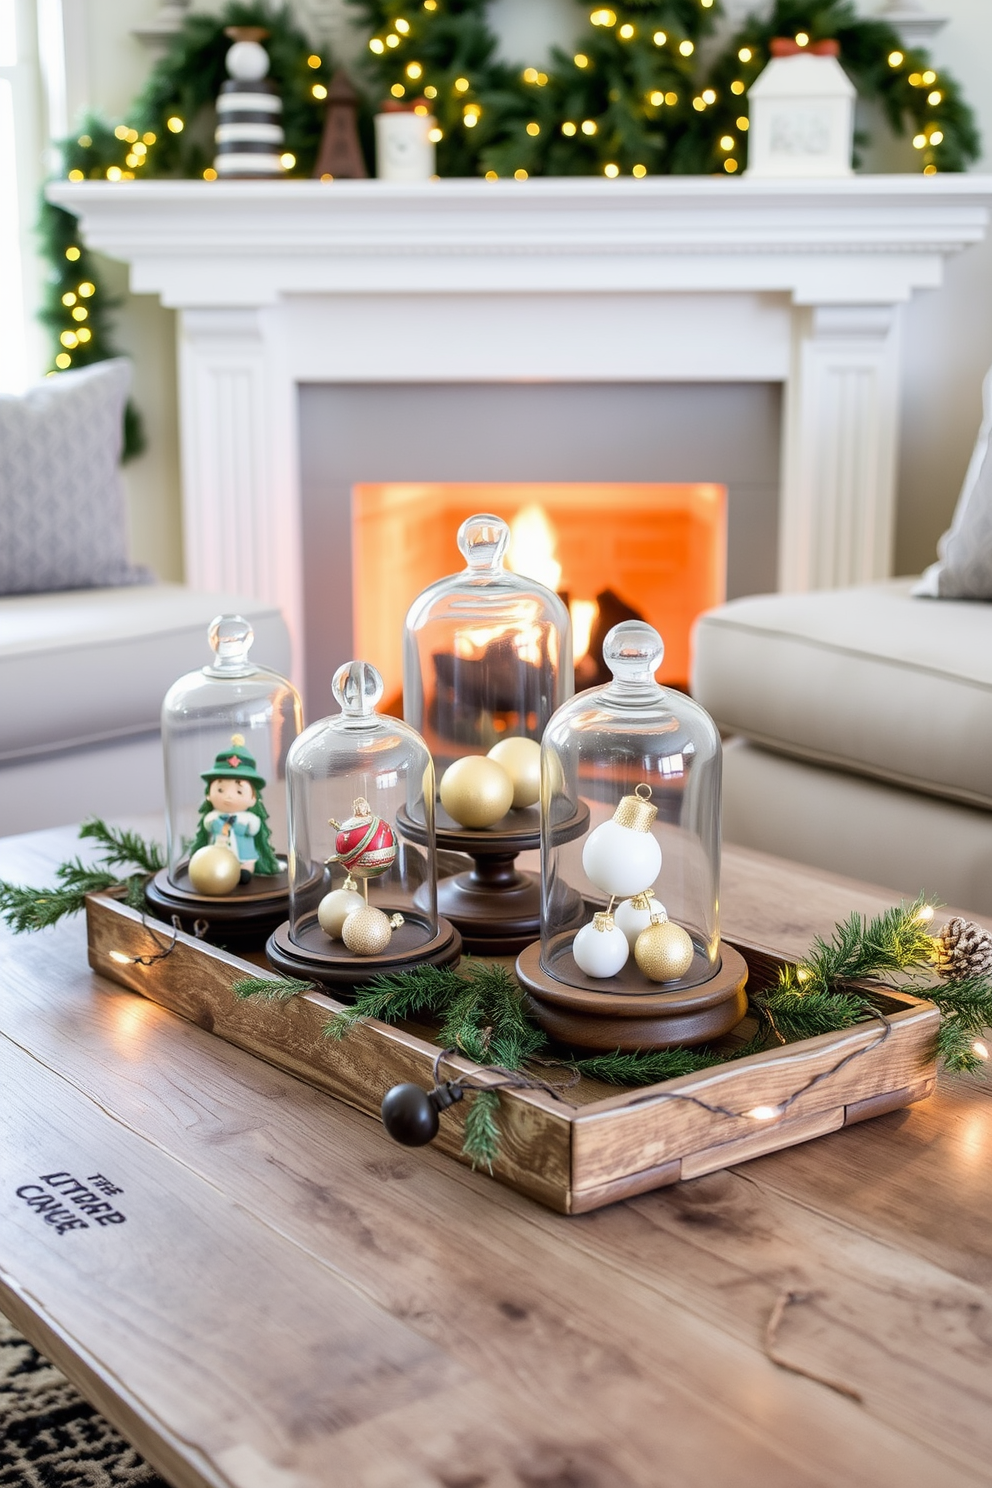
[331,796,397,880]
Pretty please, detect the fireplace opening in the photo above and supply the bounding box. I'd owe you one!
[352,482,727,711]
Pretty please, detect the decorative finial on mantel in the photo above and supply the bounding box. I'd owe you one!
[875,0,948,47]
[132,0,192,51]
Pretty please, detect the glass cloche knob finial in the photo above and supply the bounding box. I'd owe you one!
[332,659,384,718]
[457,513,510,571]
[603,620,665,686]
[206,614,255,675]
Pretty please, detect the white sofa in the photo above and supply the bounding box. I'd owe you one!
[0,584,291,835]
[692,579,992,915]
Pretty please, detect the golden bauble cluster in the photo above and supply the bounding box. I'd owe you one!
[439,738,542,828]
[634,919,695,983]
[188,845,241,896]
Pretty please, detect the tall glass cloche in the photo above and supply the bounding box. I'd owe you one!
[403,513,573,767]
[515,621,748,1050]
[265,659,461,987]
[147,615,303,945]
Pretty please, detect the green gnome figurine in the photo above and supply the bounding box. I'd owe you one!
[189,733,281,884]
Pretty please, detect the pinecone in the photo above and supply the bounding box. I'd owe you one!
[934,917,992,981]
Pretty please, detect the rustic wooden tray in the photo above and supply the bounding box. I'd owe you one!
[85,890,940,1215]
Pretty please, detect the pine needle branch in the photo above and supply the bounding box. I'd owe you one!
[233,975,316,1002]
[574,1047,723,1085]
[78,818,164,874]
[0,872,118,931]
[462,1089,501,1171]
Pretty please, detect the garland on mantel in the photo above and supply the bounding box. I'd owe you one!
[38,0,980,445]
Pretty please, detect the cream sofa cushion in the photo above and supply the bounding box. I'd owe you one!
[0,584,291,763]
[692,579,992,811]
[721,739,992,916]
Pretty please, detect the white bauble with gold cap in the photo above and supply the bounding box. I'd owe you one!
[581,784,662,900]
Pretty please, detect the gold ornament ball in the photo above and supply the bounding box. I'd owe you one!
[487,736,541,809]
[188,845,241,896]
[342,904,394,956]
[317,886,366,939]
[634,920,695,983]
[439,755,514,829]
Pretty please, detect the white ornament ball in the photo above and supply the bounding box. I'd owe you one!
[572,917,630,979]
[615,894,667,951]
[226,40,270,81]
[582,819,662,900]
[439,755,514,829]
[188,844,241,896]
[487,736,541,809]
[317,886,366,940]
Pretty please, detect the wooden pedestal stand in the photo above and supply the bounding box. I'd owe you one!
[397,801,589,955]
[265,911,462,993]
[516,938,749,1051]
[144,865,290,951]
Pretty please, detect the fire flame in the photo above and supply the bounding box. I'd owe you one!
[507,505,562,592]
[505,504,598,664]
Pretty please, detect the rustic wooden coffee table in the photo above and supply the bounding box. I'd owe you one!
[2,824,991,1488]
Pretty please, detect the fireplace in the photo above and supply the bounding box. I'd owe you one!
[352,481,726,709]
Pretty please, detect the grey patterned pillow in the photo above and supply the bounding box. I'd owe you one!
[0,359,151,595]
[915,364,992,600]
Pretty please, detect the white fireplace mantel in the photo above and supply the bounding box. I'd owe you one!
[49,175,992,677]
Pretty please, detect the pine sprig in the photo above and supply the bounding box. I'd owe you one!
[79,818,164,875]
[232,975,316,1001]
[323,963,467,1040]
[0,821,163,933]
[574,1046,722,1085]
[462,1089,501,1171]
[437,962,546,1068]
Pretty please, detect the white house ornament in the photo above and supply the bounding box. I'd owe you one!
[214,26,285,179]
[581,785,662,900]
[615,891,667,952]
[572,912,630,979]
[487,736,542,809]
[746,40,855,179]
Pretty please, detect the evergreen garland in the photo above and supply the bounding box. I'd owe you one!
[235,894,992,1165]
[36,1,980,468]
[0,819,163,932]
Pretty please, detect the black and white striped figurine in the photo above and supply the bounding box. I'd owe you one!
[214,26,284,178]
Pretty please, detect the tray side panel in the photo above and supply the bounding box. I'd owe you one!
[86,895,572,1211]
[570,1005,940,1196]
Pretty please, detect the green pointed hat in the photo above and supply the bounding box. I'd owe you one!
[201,733,266,788]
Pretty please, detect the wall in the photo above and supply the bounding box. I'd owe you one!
[40,0,992,590]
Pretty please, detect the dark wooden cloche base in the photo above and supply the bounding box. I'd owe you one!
[398,799,588,956]
[265,911,462,996]
[144,866,290,951]
[515,939,749,1051]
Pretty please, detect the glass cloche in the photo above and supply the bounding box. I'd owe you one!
[515,621,748,1050]
[147,615,302,944]
[403,513,573,768]
[265,659,461,987]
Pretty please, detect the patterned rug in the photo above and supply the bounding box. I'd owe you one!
[0,1312,167,1488]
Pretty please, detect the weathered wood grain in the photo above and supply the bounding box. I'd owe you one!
[0,957,981,1488]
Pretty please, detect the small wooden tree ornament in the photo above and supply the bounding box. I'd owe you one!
[312,68,367,180]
